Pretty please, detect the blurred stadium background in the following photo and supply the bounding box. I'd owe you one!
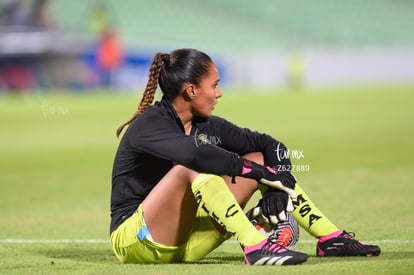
[1,0,414,92]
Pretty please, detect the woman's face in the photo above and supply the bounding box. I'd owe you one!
[190,63,222,118]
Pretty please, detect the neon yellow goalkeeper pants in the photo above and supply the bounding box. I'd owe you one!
[110,204,229,264]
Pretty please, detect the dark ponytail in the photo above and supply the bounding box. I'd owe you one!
[116,48,212,137]
[116,52,164,137]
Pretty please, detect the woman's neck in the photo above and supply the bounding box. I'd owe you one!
[171,97,193,136]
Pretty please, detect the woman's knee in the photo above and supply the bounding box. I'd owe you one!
[168,164,200,183]
[243,152,264,165]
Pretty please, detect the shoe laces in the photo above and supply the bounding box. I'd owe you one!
[338,231,355,239]
[261,239,286,254]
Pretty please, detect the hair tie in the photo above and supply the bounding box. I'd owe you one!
[161,53,170,66]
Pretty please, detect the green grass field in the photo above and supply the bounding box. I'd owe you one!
[1,85,413,274]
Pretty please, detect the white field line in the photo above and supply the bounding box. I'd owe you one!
[0,239,413,244]
[0,239,109,244]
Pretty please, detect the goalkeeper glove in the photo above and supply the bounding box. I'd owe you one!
[241,159,297,198]
[251,189,294,224]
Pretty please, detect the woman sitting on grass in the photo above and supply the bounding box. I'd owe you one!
[110,48,380,266]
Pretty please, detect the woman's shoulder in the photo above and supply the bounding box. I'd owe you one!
[209,115,228,123]
[209,115,238,127]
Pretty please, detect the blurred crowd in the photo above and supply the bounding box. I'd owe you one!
[0,0,54,29]
[0,0,125,92]
[1,1,412,93]
[0,0,53,91]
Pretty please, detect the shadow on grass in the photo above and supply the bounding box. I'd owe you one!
[37,245,414,266]
[303,251,414,265]
[196,255,243,265]
[38,246,117,263]
[37,246,243,265]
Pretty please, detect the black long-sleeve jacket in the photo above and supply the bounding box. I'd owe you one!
[110,98,285,233]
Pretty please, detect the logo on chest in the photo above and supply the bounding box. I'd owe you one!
[194,130,222,147]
